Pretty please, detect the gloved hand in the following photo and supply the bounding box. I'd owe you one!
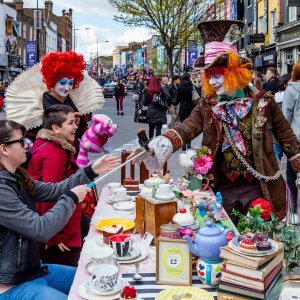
[126,147,154,165]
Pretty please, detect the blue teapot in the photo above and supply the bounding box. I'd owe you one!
[184,220,235,261]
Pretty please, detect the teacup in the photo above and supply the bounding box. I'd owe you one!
[107,182,121,196]
[155,184,174,199]
[113,187,127,200]
[90,246,114,265]
[109,234,132,257]
[91,264,118,292]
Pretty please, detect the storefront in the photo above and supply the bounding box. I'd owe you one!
[0,54,9,82]
[253,45,277,73]
[275,20,300,75]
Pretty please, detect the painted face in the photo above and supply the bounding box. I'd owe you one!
[53,77,75,98]
[53,112,78,143]
[208,74,225,95]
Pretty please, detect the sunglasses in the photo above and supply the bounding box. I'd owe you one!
[3,137,26,147]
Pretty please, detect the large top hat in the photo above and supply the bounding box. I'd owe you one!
[193,20,252,70]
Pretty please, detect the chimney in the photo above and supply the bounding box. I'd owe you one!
[14,0,24,11]
[62,9,66,16]
[44,0,53,13]
[68,8,73,20]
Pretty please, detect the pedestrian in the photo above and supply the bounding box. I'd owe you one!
[262,67,279,95]
[133,76,145,112]
[0,119,120,299]
[168,75,181,128]
[176,73,195,150]
[282,61,300,207]
[143,75,171,139]
[253,77,263,91]
[27,105,87,267]
[129,20,300,224]
[114,79,125,115]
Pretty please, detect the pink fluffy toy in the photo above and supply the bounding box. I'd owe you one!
[76,114,118,167]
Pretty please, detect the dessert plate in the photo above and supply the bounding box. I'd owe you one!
[78,279,127,299]
[107,195,132,203]
[156,286,214,300]
[113,201,135,211]
[112,247,142,261]
[95,218,135,232]
[229,237,278,256]
[117,248,149,264]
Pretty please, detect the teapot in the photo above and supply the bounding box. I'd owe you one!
[184,220,235,261]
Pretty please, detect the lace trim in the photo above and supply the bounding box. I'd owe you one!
[223,123,281,182]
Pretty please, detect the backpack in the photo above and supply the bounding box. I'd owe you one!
[22,142,50,169]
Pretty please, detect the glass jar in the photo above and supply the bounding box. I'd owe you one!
[159,224,181,239]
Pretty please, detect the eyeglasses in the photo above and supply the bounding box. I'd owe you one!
[3,137,26,147]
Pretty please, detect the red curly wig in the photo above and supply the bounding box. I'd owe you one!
[41,51,86,90]
[202,51,252,97]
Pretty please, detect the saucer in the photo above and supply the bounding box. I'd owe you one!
[155,192,175,200]
[112,247,142,261]
[78,279,127,299]
[107,195,132,203]
[87,278,126,296]
[113,201,135,211]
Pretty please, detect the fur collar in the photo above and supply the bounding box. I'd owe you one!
[37,129,76,153]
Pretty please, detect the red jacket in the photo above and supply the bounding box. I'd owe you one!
[27,130,81,247]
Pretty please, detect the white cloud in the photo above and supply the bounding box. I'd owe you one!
[76,26,154,62]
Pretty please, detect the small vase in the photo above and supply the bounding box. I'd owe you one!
[187,175,209,191]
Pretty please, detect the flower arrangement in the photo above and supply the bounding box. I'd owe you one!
[179,146,213,177]
[250,198,273,221]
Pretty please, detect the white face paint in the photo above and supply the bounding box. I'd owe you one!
[208,74,225,95]
[53,77,74,98]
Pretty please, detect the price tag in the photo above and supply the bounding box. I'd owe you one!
[166,253,182,269]
[141,232,154,247]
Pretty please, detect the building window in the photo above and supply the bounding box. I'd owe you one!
[258,16,263,33]
[30,27,33,40]
[247,0,251,7]
[23,23,26,39]
[286,48,293,60]
[289,7,297,22]
[270,11,276,44]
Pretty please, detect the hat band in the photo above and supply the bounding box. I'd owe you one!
[204,41,238,64]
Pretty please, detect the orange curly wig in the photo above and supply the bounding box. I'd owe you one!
[41,51,86,90]
[202,51,252,97]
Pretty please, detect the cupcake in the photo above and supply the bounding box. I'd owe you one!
[252,233,268,243]
[239,235,256,250]
[120,286,137,300]
[257,240,272,251]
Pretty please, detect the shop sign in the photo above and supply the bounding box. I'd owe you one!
[288,0,300,6]
[26,41,37,67]
[250,34,265,43]
[262,50,276,66]
[279,29,300,43]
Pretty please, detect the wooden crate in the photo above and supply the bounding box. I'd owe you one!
[135,195,177,245]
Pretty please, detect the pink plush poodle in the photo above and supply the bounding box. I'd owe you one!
[76,114,118,167]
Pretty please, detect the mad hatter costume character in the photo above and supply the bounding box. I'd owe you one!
[5,51,104,143]
[131,20,300,221]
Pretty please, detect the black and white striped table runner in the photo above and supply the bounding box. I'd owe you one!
[122,272,218,300]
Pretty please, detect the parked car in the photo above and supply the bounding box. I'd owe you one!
[102,82,117,98]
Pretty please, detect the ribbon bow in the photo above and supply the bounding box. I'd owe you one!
[212,97,253,155]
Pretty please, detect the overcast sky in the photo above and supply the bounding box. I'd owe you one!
[7,0,152,62]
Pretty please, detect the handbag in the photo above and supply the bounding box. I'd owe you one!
[132,93,139,102]
[152,93,168,111]
[192,85,201,105]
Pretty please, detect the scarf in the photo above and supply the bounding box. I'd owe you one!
[212,96,253,155]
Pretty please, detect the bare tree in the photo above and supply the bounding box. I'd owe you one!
[108,0,204,76]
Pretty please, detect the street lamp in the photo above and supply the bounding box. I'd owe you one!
[96,39,109,79]
[73,25,91,51]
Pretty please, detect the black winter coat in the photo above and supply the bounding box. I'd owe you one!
[176,80,195,121]
[143,85,171,125]
[262,77,279,95]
